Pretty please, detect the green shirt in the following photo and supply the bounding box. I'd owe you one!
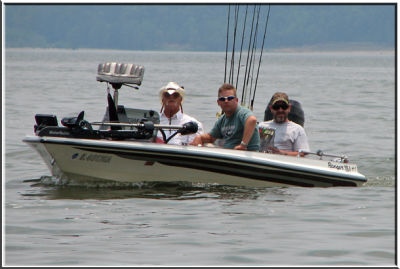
[210,106,260,151]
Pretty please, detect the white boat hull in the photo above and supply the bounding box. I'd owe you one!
[23,136,367,188]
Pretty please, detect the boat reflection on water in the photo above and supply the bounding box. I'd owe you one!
[22,176,291,201]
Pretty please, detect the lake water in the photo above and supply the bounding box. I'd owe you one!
[4,48,396,266]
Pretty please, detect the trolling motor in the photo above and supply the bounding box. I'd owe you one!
[34,111,198,141]
[33,110,156,140]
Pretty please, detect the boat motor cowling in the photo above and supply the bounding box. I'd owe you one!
[264,99,305,127]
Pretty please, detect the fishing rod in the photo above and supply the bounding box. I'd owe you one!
[229,5,239,84]
[241,5,257,106]
[224,4,270,111]
[224,5,230,83]
[235,4,248,89]
[251,5,271,111]
[246,5,261,108]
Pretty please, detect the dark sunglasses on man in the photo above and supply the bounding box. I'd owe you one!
[272,102,289,110]
[218,96,236,102]
[163,92,181,98]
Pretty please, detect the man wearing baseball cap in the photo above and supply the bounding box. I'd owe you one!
[157,82,203,145]
[258,92,309,156]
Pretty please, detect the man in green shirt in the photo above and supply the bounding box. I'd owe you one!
[190,83,260,151]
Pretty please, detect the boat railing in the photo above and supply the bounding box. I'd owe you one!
[299,149,349,163]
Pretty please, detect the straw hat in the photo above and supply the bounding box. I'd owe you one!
[159,82,185,103]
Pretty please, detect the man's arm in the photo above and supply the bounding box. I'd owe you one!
[234,115,257,150]
[268,147,307,157]
[190,133,216,146]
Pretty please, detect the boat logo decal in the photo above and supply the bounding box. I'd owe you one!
[49,130,70,136]
[328,162,357,172]
[73,153,112,163]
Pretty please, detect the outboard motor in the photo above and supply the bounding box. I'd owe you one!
[264,99,305,127]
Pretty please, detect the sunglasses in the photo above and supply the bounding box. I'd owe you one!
[218,96,236,102]
[272,102,289,110]
[163,92,181,98]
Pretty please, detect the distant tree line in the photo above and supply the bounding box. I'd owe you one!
[5,4,395,51]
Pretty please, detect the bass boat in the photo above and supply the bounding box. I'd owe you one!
[23,62,367,187]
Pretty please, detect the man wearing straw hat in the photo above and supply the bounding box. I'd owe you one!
[157,81,204,145]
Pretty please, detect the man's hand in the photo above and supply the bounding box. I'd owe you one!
[268,146,282,154]
[234,144,247,150]
[190,135,203,146]
[190,133,216,146]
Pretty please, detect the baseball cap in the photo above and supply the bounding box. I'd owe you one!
[270,92,289,105]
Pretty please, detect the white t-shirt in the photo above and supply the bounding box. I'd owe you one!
[158,111,204,145]
[258,120,310,152]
